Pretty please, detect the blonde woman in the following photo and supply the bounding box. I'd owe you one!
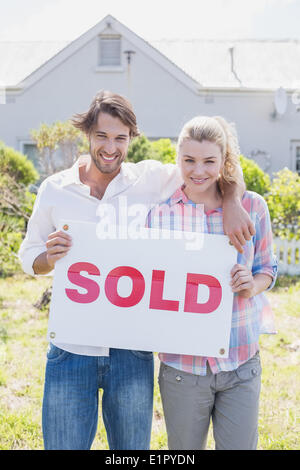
[147,116,277,450]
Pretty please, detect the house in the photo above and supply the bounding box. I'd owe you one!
[0,14,300,175]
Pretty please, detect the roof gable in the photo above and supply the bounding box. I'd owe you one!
[2,15,198,93]
[1,15,300,91]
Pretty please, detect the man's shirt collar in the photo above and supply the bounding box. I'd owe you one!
[60,157,137,188]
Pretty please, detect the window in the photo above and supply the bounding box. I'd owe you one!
[99,35,121,66]
[296,146,300,175]
[290,141,300,175]
[22,142,69,174]
[21,142,40,169]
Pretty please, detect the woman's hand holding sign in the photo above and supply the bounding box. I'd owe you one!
[230,264,272,299]
[230,264,255,298]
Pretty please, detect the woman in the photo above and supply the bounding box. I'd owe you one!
[147,115,277,450]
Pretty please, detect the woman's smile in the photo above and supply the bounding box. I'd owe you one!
[190,176,210,185]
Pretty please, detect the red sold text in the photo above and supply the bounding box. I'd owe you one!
[65,262,222,314]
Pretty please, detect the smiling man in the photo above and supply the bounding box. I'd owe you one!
[19,90,254,450]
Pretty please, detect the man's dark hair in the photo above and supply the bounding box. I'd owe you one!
[72,90,140,138]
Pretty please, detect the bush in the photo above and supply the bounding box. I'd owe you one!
[127,136,177,164]
[151,139,176,164]
[266,168,300,240]
[0,141,39,186]
[126,135,157,163]
[0,142,38,276]
[0,231,23,277]
[239,154,270,196]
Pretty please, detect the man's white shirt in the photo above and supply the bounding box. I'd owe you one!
[18,158,183,356]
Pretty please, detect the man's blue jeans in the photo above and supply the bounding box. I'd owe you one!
[42,344,154,450]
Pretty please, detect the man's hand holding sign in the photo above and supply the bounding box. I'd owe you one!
[47,220,236,358]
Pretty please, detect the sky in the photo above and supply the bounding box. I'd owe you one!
[0,0,300,42]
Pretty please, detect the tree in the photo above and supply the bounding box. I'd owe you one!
[31,121,89,177]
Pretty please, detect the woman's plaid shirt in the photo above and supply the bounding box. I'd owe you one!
[147,187,277,375]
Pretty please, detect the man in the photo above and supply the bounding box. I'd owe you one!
[19,90,254,450]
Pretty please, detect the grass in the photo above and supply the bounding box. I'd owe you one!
[0,274,299,450]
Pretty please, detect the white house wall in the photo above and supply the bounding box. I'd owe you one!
[0,34,299,175]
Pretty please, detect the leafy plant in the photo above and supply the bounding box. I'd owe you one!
[239,154,271,196]
[0,142,38,276]
[31,121,88,177]
[266,168,300,240]
[126,135,157,163]
[127,135,177,164]
[151,138,176,164]
[0,141,38,186]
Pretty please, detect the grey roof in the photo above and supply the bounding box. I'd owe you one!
[1,38,300,90]
[151,39,300,89]
[0,41,68,87]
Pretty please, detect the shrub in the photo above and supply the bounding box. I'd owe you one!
[266,168,300,240]
[239,154,270,196]
[151,139,176,164]
[126,135,157,163]
[0,230,23,277]
[0,141,39,186]
[0,142,38,276]
[127,136,177,165]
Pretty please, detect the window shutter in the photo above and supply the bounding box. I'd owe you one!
[99,36,121,66]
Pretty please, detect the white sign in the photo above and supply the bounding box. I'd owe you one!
[47,220,236,358]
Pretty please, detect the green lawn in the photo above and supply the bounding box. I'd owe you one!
[0,274,299,450]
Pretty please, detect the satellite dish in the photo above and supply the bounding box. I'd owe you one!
[274,87,287,115]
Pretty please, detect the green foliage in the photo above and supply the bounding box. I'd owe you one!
[239,158,299,239]
[239,154,271,196]
[0,142,38,277]
[31,121,87,153]
[0,230,23,277]
[0,141,39,186]
[265,168,300,240]
[126,135,157,163]
[151,138,176,164]
[31,121,89,175]
[127,135,176,164]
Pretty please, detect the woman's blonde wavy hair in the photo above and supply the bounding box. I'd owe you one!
[177,115,242,188]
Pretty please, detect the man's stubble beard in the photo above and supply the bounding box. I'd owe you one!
[89,144,126,175]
